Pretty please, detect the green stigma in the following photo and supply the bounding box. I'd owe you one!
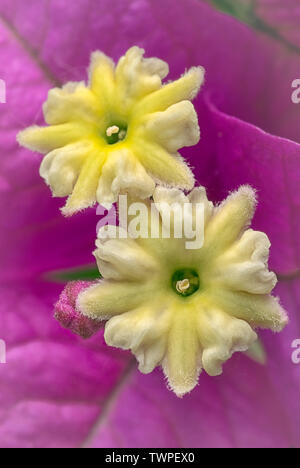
[171,268,200,297]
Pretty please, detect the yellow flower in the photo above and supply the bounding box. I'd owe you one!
[77,186,288,397]
[17,47,204,215]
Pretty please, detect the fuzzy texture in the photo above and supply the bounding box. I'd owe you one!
[78,186,287,396]
[54,281,102,338]
[17,47,203,215]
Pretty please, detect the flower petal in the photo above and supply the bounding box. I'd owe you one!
[153,186,188,205]
[43,82,101,125]
[218,229,273,264]
[77,280,156,320]
[188,186,214,226]
[62,149,106,216]
[212,289,288,332]
[204,185,257,255]
[139,100,199,153]
[17,122,91,154]
[244,339,267,365]
[213,261,277,294]
[202,97,300,274]
[39,141,93,197]
[133,139,194,189]
[115,46,169,110]
[162,303,201,397]
[212,229,277,294]
[96,148,155,204]
[196,306,257,376]
[134,67,204,116]
[88,51,116,107]
[105,302,171,374]
[94,236,158,281]
[153,185,213,233]
[152,186,196,241]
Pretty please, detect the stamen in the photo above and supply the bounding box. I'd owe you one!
[106,125,120,137]
[176,278,190,293]
[118,129,126,140]
[172,268,200,297]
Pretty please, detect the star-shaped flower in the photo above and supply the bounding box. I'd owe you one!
[17,47,204,215]
[77,185,288,397]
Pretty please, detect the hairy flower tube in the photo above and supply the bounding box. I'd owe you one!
[77,186,288,397]
[17,47,204,215]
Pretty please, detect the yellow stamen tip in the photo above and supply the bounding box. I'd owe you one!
[176,278,190,293]
[106,125,119,137]
[118,129,126,140]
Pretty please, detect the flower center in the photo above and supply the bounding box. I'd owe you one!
[105,124,127,145]
[176,278,190,293]
[171,268,200,297]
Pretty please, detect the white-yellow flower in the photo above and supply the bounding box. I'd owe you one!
[77,185,288,397]
[17,47,204,215]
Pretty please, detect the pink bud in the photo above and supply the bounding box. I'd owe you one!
[54,281,102,338]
